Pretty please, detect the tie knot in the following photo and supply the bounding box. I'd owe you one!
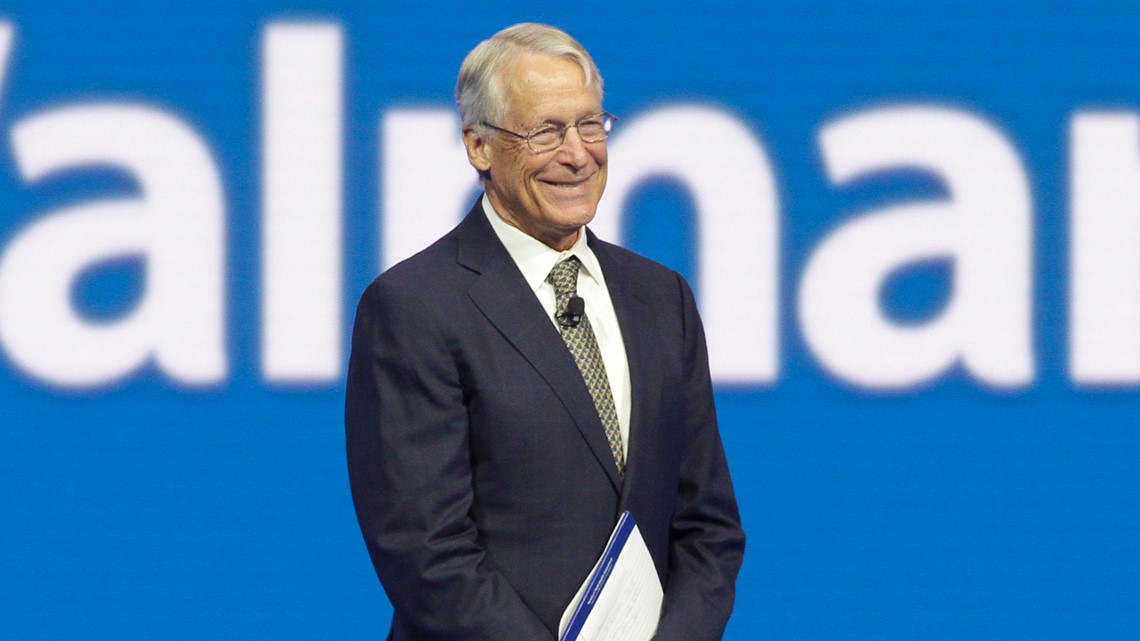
[546,256,582,300]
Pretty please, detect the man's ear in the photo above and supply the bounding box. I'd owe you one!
[463,126,492,173]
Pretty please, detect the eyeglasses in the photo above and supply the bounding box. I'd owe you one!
[481,112,617,153]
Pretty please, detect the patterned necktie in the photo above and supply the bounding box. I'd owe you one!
[546,256,625,479]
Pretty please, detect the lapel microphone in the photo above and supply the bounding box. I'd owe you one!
[557,296,585,328]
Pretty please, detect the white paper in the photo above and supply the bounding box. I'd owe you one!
[558,514,664,641]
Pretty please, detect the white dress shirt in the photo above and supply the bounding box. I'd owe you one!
[482,195,632,456]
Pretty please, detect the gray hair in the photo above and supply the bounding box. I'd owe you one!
[456,23,604,132]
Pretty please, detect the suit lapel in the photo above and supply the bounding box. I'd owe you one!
[457,205,624,492]
[588,234,665,508]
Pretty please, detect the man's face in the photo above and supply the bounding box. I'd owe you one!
[464,52,607,251]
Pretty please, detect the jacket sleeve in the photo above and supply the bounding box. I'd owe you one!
[345,280,555,641]
[652,273,747,641]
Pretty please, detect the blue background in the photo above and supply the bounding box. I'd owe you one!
[3,1,1139,639]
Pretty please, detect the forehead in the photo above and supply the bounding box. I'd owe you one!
[500,52,602,125]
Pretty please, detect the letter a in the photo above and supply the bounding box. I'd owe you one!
[801,105,1033,389]
[0,104,226,387]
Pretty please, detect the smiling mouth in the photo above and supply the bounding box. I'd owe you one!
[543,176,592,189]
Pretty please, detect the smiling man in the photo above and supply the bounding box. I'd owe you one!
[463,49,607,251]
[346,23,745,641]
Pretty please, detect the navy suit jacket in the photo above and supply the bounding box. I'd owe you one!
[346,200,744,641]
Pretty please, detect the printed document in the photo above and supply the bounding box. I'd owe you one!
[558,512,663,641]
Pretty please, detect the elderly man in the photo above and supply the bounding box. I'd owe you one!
[346,22,744,641]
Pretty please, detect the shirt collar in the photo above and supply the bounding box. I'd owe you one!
[482,193,605,292]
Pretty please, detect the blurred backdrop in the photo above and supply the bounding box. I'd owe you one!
[2,1,1139,639]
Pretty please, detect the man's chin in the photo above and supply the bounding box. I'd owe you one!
[546,207,598,231]
[538,194,602,226]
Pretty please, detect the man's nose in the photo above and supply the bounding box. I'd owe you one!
[556,125,592,166]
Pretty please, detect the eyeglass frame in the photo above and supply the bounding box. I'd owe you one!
[479,112,617,153]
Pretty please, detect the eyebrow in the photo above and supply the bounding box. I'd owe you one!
[534,112,604,128]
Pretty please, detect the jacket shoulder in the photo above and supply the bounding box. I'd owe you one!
[588,233,689,291]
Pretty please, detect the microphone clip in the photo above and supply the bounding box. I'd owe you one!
[557,295,585,328]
